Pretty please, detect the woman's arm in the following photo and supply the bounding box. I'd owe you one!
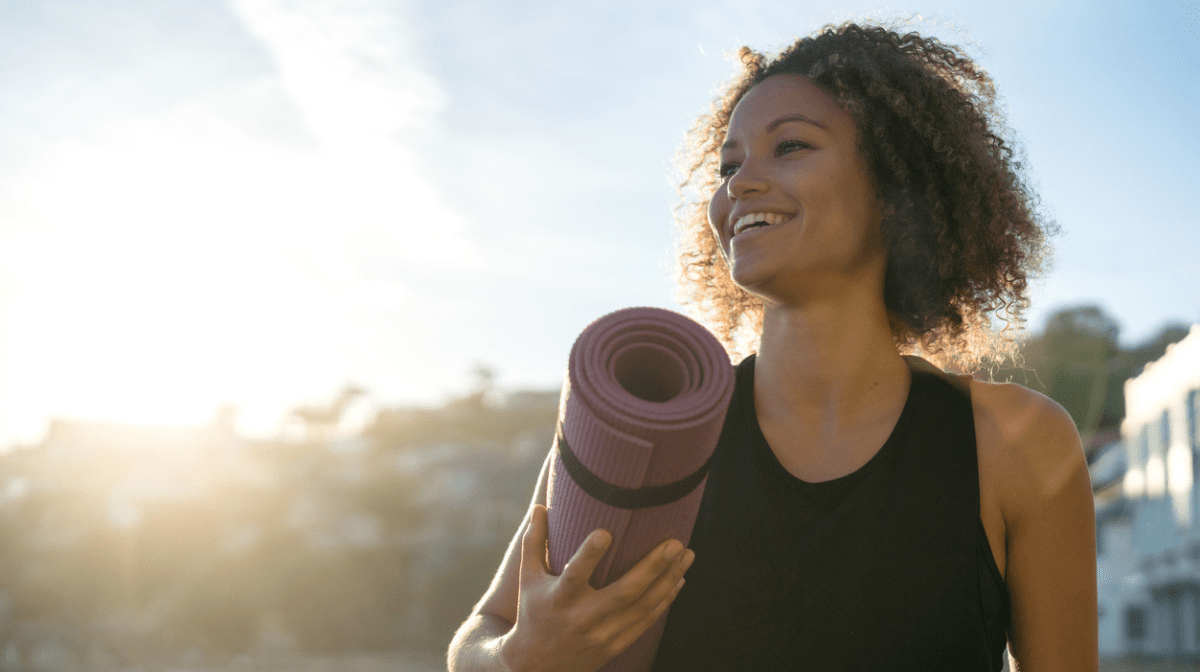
[447,450,695,672]
[973,381,1099,672]
[447,450,550,671]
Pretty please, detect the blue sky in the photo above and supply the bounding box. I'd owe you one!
[0,0,1196,444]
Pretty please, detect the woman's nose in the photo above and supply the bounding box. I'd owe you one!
[727,159,768,200]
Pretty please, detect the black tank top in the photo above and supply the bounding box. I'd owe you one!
[652,355,1009,671]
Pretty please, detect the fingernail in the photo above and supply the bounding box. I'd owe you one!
[680,550,696,570]
[664,541,683,560]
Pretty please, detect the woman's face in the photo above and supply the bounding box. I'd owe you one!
[708,74,885,305]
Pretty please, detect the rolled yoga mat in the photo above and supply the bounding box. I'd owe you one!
[546,306,735,672]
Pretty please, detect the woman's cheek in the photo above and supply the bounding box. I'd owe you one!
[708,192,730,249]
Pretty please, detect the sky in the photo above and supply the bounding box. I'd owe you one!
[0,0,1197,446]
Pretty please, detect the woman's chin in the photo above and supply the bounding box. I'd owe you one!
[729,265,785,303]
[728,263,768,294]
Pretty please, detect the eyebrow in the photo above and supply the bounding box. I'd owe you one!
[721,114,827,150]
[768,113,826,131]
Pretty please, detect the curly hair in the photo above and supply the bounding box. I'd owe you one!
[674,21,1054,372]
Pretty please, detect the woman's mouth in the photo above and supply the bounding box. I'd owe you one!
[732,212,792,237]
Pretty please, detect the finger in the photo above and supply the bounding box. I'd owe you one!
[631,549,693,613]
[605,575,687,658]
[599,548,692,638]
[520,504,551,579]
[560,528,612,589]
[599,538,684,609]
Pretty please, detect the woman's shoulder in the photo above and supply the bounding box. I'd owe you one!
[967,377,1088,524]
[967,378,1099,669]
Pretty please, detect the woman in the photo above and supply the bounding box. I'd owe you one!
[449,21,1097,671]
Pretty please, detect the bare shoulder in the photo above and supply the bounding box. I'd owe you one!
[968,378,1087,525]
[968,380,1099,669]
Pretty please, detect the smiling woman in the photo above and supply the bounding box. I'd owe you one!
[657,26,1093,671]
[676,26,1053,373]
[450,19,1096,672]
[706,74,886,309]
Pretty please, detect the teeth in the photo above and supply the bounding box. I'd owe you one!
[733,212,790,236]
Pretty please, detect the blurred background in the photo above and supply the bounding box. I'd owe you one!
[0,0,1196,670]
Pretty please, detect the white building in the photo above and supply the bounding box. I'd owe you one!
[1092,436,1135,658]
[1115,324,1200,660]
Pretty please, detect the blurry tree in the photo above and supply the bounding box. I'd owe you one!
[287,384,367,437]
[1041,304,1121,440]
[367,391,558,449]
[0,366,555,660]
[471,364,496,399]
[999,304,1191,452]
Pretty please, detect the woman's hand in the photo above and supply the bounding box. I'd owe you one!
[498,504,695,672]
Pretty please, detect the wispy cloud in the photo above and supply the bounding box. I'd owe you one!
[230,0,444,147]
[228,0,480,273]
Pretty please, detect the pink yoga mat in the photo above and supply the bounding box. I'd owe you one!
[546,307,734,672]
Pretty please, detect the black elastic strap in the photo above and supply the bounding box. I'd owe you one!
[554,425,712,510]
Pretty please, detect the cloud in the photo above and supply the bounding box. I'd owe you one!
[228,0,480,273]
[230,0,445,146]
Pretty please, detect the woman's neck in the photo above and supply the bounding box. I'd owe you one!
[754,295,910,435]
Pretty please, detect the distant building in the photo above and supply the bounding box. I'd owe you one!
[1092,436,1134,657]
[1112,324,1200,660]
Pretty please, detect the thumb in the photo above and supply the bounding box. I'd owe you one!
[520,504,551,578]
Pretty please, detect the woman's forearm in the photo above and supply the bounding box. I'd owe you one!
[448,613,517,672]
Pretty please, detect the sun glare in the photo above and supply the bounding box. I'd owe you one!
[0,0,479,448]
[0,112,439,443]
[1,128,315,436]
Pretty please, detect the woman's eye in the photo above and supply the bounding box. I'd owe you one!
[776,140,812,155]
[717,162,740,178]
